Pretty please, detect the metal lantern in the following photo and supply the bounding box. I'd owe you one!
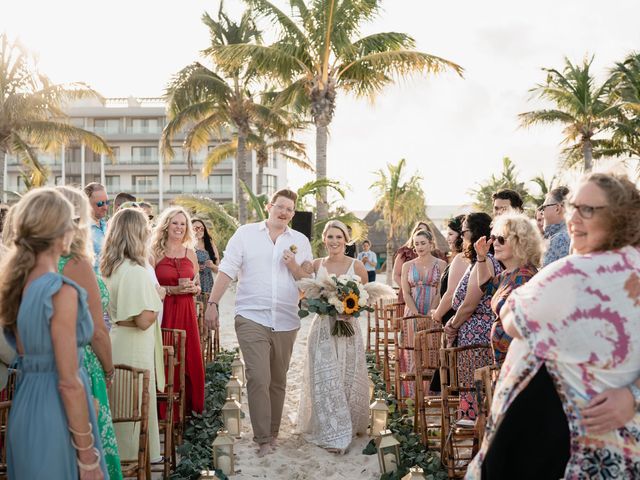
[221,397,242,438]
[199,470,221,479]
[368,376,375,402]
[230,355,246,386]
[225,376,242,401]
[402,466,426,480]
[375,429,401,474]
[369,398,389,437]
[212,430,235,475]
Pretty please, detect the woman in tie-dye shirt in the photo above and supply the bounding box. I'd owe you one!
[468,173,640,480]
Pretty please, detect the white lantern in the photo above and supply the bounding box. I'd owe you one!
[230,355,246,386]
[212,430,235,475]
[402,466,426,479]
[225,376,242,401]
[199,470,221,479]
[369,398,389,437]
[376,429,401,474]
[221,397,242,438]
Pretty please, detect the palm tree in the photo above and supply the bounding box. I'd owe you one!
[212,0,463,220]
[203,92,313,195]
[161,6,265,224]
[520,56,620,172]
[469,157,531,213]
[370,158,426,284]
[0,33,111,195]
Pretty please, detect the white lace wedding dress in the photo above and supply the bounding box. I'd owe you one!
[296,259,370,451]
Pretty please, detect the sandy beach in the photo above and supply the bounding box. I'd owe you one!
[217,283,380,480]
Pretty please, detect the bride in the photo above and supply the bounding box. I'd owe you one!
[296,220,370,452]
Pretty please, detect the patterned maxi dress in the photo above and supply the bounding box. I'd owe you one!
[296,260,369,451]
[467,246,640,479]
[7,273,108,479]
[400,262,442,397]
[452,255,503,419]
[58,255,122,480]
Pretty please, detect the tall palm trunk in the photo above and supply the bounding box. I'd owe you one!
[237,130,249,224]
[315,124,329,220]
[582,138,593,172]
[256,147,268,196]
[0,147,5,201]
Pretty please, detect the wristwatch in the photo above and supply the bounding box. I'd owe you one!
[629,383,640,411]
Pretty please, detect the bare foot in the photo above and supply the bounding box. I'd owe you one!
[257,444,272,457]
[270,437,278,448]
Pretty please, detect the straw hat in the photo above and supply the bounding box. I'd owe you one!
[0,329,16,390]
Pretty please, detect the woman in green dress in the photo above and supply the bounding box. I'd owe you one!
[56,186,123,480]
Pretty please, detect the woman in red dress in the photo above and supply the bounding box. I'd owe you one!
[151,206,205,415]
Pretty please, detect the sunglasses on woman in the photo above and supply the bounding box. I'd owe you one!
[490,234,506,245]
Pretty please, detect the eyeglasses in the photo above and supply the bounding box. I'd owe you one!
[490,234,506,245]
[95,200,111,208]
[271,203,295,214]
[541,203,559,210]
[193,226,204,232]
[566,203,607,219]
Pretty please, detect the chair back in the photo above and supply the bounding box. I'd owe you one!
[0,370,16,477]
[161,328,187,439]
[152,346,175,477]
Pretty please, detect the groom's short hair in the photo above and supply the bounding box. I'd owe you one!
[270,189,298,205]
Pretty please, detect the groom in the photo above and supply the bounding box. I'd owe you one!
[204,189,313,456]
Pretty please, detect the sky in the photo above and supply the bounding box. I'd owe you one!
[3,0,639,210]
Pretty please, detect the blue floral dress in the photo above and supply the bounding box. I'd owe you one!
[452,255,503,419]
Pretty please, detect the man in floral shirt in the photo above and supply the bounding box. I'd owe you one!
[541,186,571,267]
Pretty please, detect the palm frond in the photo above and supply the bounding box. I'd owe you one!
[173,195,239,251]
[202,140,237,177]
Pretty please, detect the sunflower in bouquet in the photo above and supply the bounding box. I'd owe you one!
[297,274,395,337]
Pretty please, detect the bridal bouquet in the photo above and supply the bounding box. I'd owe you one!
[297,274,396,337]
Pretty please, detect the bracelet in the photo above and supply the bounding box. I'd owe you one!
[207,300,218,309]
[71,432,95,451]
[477,257,487,263]
[77,447,101,471]
[105,368,115,381]
[68,423,92,436]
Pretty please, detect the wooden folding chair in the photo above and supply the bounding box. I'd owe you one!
[414,327,445,449]
[394,314,437,410]
[473,365,501,446]
[151,346,175,479]
[439,344,492,478]
[196,294,219,364]
[161,328,187,446]
[381,302,404,393]
[0,370,16,480]
[108,365,151,480]
[373,298,395,368]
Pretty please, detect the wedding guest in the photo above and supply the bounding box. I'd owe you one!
[56,186,121,479]
[193,219,219,295]
[445,212,502,419]
[468,172,640,479]
[112,192,136,212]
[393,221,431,303]
[534,206,545,235]
[357,239,377,282]
[3,188,107,479]
[541,186,571,266]
[101,208,164,463]
[83,182,109,268]
[204,189,313,457]
[473,214,542,366]
[492,189,523,216]
[400,229,446,396]
[139,202,154,223]
[151,207,204,416]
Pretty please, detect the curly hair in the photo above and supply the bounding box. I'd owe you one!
[0,188,75,329]
[583,173,640,250]
[447,214,465,253]
[492,213,543,267]
[463,212,493,262]
[56,186,94,265]
[100,208,149,278]
[150,206,195,262]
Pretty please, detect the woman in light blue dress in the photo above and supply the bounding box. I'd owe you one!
[0,188,107,479]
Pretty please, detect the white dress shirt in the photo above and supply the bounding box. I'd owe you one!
[219,221,313,331]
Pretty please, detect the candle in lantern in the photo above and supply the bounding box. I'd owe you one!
[373,417,386,435]
[383,453,398,472]
[226,418,239,436]
[216,454,232,475]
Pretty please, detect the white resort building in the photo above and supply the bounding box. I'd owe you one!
[2,96,288,210]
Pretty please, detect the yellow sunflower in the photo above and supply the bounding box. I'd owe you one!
[342,292,360,315]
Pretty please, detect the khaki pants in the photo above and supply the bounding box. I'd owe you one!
[235,315,298,444]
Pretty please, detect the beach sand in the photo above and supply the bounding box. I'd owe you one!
[217,283,380,480]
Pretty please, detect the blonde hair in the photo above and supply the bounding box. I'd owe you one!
[1,205,15,247]
[100,208,150,278]
[492,213,543,267]
[0,188,75,329]
[55,186,94,264]
[149,206,194,262]
[323,220,351,243]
